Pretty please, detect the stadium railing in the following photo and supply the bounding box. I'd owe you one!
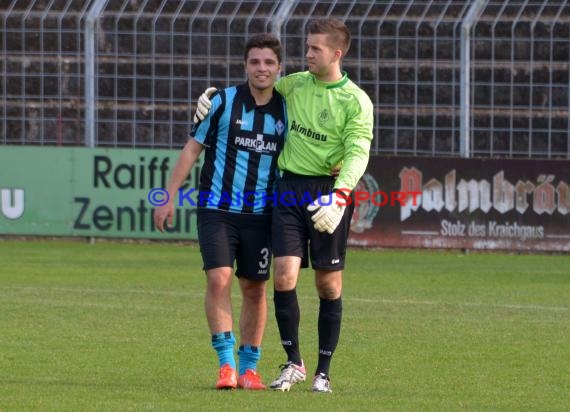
[1,0,568,159]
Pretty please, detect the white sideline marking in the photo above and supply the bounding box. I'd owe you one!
[349,297,570,312]
[2,285,569,313]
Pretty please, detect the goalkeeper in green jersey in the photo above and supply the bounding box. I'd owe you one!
[194,18,374,393]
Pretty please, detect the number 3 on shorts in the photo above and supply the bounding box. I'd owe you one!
[258,248,270,269]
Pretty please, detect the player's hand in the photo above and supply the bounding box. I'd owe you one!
[330,165,341,178]
[307,192,347,234]
[153,202,175,233]
[192,87,217,123]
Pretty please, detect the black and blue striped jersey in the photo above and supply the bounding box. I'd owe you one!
[191,83,287,214]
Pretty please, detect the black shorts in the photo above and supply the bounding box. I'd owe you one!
[197,208,272,281]
[271,172,355,271]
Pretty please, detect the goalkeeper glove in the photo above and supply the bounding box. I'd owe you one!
[192,87,217,123]
[307,191,347,234]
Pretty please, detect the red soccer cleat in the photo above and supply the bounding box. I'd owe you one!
[237,369,266,390]
[216,364,237,389]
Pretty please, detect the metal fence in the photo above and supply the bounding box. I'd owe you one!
[1,0,569,158]
[470,1,570,158]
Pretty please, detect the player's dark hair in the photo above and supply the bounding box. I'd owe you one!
[244,33,282,63]
[307,18,351,57]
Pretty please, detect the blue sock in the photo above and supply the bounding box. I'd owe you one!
[237,345,261,375]
[211,331,236,368]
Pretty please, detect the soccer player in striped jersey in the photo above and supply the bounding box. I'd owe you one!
[154,33,286,390]
[194,18,374,393]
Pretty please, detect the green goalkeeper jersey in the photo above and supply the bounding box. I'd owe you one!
[275,71,374,191]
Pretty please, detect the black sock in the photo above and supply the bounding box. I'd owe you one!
[274,289,302,365]
[316,297,342,377]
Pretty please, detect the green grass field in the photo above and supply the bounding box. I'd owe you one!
[1,239,569,411]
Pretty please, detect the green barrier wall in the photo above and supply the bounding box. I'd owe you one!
[3,146,569,251]
[0,146,199,239]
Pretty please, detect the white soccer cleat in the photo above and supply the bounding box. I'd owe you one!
[269,361,306,392]
[311,373,332,393]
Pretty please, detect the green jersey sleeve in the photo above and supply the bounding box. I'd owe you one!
[333,85,374,191]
